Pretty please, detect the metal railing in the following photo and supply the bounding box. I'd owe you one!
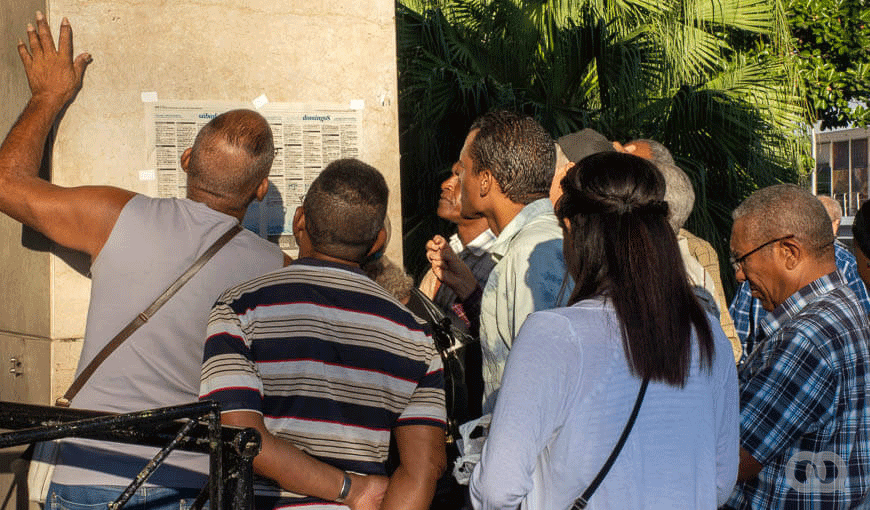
[0,401,259,510]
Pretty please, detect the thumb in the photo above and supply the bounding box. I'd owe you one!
[73,52,92,78]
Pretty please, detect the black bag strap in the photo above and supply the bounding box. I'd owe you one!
[56,224,243,407]
[570,377,650,510]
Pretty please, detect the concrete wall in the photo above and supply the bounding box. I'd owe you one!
[0,1,403,406]
[1,2,402,507]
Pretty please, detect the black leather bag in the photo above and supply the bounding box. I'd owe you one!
[405,288,481,510]
[406,288,480,439]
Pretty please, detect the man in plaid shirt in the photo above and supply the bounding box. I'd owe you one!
[723,184,870,509]
[729,197,870,360]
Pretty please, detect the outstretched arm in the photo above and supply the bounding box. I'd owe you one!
[221,411,389,510]
[0,12,134,260]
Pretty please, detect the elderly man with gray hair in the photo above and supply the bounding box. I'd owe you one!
[723,184,870,509]
[656,162,742,362]
[729,193,870,357]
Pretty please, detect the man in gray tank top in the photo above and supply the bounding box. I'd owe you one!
[1,14,288,509]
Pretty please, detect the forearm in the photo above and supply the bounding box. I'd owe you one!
[736,446,763,482]
[0,96,64,184]
[382,424,446,510]
[255,432,349,502]
[380,459,441,510]
[222,410,385,508]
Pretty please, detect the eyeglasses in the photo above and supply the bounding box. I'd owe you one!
[730,234,795,271]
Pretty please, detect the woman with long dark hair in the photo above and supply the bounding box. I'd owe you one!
[469,152,738,509]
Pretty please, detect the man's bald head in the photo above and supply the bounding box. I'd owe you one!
[624,139,675,167]
[187,109,275,209]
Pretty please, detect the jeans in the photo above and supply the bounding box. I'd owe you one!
[48,482,203,510]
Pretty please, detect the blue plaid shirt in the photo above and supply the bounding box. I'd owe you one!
[730,242,870,358]
[723,271,870,509]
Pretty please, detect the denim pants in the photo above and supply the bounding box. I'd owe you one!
[48,482,202,510]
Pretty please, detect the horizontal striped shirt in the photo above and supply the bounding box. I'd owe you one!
[200,258,446,509]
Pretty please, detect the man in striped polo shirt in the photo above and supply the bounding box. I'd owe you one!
[200,159,447,510]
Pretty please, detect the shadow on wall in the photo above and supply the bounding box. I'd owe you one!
[0,443,33,510]
[20,125,90,278]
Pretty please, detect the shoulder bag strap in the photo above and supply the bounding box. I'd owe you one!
[56,224,243,407]
[570,377,650,510]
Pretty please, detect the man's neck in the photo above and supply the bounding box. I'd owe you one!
[187,186,247,222]
[297,247,360,268]
[456,218,491,246]
[488,200,527,236]
[775,258,839,309]
[798,259,838,289]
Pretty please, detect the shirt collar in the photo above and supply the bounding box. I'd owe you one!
[759,270,846,337]
[463,229,496,255]
[490,198,554,258]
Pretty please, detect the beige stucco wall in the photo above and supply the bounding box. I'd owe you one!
[0,0,52,340]
[0,0,402,404]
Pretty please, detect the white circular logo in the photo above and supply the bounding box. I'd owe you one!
[785,451,847,494]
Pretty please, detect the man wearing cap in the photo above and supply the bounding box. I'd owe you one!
[425,111,569,413]
[549,128,615,205]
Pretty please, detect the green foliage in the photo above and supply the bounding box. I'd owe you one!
[787,0,870,129]
[397,0,808,297]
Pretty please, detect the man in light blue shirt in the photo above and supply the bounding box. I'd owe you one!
[426,111,570,412]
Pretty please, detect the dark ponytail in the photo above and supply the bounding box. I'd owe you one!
[556,152,714,386]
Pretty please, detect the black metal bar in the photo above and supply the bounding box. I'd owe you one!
[109,418,198,510]
[190,484,209,510]
[0,401,217,448]
[229,426,260,510]
[0,401,261,510]
[0,402,256,455]
[208,405,223,510]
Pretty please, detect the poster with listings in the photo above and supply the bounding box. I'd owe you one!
[146,100,363,252]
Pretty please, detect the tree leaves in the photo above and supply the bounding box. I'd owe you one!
[396,0,808,295]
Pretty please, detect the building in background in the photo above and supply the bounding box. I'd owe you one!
[812,125,870,247]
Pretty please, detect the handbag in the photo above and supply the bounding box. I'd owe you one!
[405,287,478,439]
[404,288,480,509]
[26,225,242,504]
[570,377,649,510]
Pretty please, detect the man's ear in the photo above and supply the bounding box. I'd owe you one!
[254,177,270,201]
[366,227,388,257]
[780,237,802,271]
[180,148,193,173]
[479,169,492,196]
[292,206,305,237]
